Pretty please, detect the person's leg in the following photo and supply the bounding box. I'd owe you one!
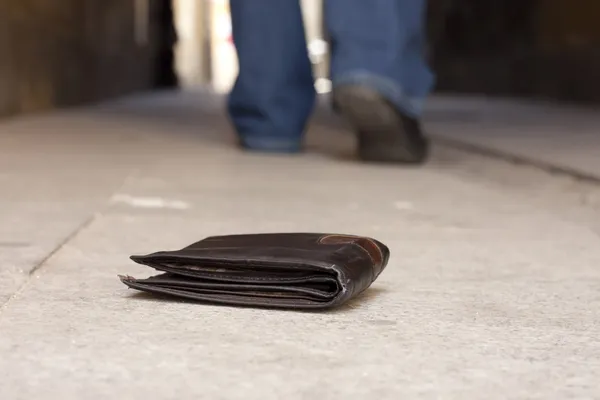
[227,0,316,152]
[325,0,434,163]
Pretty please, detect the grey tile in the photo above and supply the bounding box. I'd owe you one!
[1,90,599,399]
[426,96,600,179]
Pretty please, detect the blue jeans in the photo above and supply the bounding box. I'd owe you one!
[227,0,434,152]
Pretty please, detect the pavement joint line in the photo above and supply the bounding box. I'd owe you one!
[0,168,142,316]
[0,215,96,316]
[432,135,600,186]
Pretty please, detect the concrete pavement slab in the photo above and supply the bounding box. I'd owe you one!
[1,90,599,399]
[425,96,600,180]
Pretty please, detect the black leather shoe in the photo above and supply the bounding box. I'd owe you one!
[332,84,429,164]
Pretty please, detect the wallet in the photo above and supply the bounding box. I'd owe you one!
[120,233,389,310]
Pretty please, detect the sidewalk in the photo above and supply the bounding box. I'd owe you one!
[1,89,599,399]
[426,95,600,181]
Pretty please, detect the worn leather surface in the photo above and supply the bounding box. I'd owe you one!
[120,233,390,310]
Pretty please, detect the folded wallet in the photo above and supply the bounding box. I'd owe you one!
[120,233,389,310]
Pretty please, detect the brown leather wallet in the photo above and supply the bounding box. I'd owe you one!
[120,233,389,310]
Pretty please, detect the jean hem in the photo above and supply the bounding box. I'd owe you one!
[239,136,303,153]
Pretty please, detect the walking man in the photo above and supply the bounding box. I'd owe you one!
[227,0,433,164]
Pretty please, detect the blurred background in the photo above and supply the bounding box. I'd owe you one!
[1,0,600,118]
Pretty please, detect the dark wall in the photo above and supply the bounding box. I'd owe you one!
[0,0,176,118]
[429,0,600,103]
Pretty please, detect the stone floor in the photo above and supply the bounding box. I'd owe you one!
[1,89,599,399]
[426,95,600,181]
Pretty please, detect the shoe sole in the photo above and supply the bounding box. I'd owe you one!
[333,85,427,164]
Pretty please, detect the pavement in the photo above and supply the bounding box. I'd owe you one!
[426,95,600,181]
[1,89,599,399]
